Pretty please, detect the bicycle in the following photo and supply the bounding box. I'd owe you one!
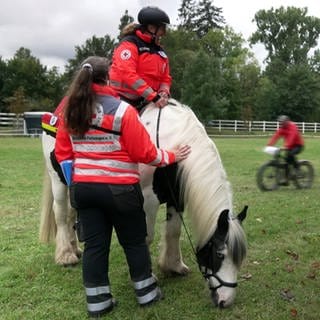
[257,146,314,191]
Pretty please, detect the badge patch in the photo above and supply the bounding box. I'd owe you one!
[49,115,58,126]
[120,49,132,60]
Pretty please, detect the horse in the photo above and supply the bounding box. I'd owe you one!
[39,98,248,308]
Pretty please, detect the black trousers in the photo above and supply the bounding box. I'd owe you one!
[286,145,304,168]
[70,182,152,287]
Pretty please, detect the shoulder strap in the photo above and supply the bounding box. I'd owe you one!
[89,125,121,136]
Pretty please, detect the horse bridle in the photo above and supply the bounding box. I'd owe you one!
[197,239,238,292]
[200,267,238,291]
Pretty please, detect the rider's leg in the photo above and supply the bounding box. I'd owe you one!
[289,146,304,169]
[286,146,304,177]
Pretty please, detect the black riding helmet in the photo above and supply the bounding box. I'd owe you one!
[138,6,170,26]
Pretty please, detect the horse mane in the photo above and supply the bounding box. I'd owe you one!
[143,99,233,247]
[142,99,247,265]
[227,218,247,268]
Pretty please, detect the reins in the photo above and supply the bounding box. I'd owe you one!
[155,107,197,259]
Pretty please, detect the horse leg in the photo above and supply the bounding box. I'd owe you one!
[158,205,190,275]
[51,176,81,266]
[41,133,81,265]
[143,186,160,246]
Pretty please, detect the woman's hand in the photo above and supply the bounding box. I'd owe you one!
[173,145,191,162]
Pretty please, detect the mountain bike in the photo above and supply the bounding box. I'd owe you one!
[257,147,314,191]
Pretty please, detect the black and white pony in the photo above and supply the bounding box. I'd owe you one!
[39,99,248,308]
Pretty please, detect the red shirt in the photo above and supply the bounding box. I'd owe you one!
[109,29,171,102]
[55,84,176,184]
[268,121,304,149]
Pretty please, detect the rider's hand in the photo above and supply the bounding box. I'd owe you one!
[153,92,169,108]
[173,145,191,162]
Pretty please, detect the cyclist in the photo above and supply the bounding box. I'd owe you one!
[267,115,304,177]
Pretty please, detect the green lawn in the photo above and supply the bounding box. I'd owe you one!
[0,136,319,320]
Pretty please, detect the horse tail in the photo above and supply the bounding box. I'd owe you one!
[39,166,57,242]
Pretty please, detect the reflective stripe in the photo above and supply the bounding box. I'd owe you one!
[120,92,141,100]
[110,80,131,90]
[148,149,170,166]
[132,79,145,90]
[137,287,158,305]
[75,158,138,171]
[87,299,113,312]
[148,149,162,165]
[73,142,121,153]
[141,87,154,99]
[109,80,121,87]
[74,167,139,179]
[85,286,110,296]
[113,101,129,132]
[133,276,156,290]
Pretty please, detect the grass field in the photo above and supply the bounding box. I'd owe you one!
[0,136,319,320]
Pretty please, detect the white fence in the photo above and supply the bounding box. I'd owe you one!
[206,120,320,134]
[1,113,320,136]
[0,112,45,136]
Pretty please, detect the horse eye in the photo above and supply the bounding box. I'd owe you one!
[216,252,224,260]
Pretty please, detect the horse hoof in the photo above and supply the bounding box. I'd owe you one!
[176,265,190,276]
[160,264,190,276]
[76,249,82,259]
[56,253,80,266]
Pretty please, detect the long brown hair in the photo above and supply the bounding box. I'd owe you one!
[120,22,139,38]
[64,56,109,136]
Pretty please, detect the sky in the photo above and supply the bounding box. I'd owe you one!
[0,0,319,73]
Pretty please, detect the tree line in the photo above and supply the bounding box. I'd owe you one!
[1,1,320,123]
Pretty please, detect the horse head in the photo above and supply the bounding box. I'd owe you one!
[196,206,248,308]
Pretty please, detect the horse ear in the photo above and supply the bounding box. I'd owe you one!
[216,209,230,239]
[237,205,248,223]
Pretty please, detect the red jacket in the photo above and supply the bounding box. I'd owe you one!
[55,84,176,185]
[268,121,304,149]
[109,29,171,103]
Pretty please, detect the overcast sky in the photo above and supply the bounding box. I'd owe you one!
[0,0,319,73]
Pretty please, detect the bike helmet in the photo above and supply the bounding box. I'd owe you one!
[277,115,290,123]
[138,6,170,26]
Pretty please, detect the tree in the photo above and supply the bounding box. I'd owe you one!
[250,6,320,70]
[178,0,197,31]
[0,48,65,112]
[117,10,134,41]
[4,87,30,114]
[194,0,224,38]
[199,27,260,119]
[4,48,48,100]
[65,35,115,80]
[178,0,224,38]
[0,57,7,112]
[250,6,320,121]
[161,28,200,99]
[181,49,226,120]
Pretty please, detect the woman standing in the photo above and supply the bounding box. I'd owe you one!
[54,56,190,317]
